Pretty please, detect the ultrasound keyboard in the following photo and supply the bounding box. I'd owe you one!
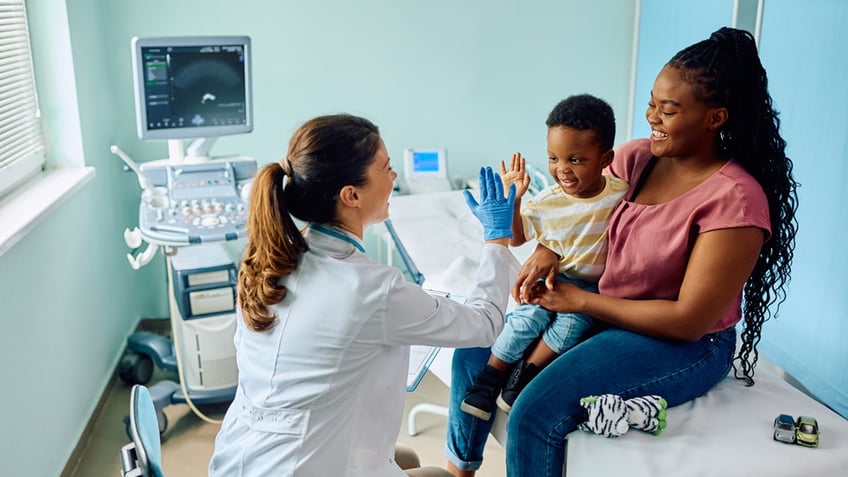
[136,158,256,245]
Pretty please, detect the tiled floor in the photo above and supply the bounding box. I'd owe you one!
[67,368,507,477]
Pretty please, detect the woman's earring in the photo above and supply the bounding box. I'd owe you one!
[718,129,731,154]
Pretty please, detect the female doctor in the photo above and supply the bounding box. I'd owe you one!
[209,114,517,477]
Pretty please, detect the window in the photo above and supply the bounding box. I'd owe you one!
[0,0,93,257]
[0,0,46,199]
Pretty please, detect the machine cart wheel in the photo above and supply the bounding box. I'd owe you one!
[118,350,154,385]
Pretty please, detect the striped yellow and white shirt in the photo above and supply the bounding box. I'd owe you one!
[520,175,628,282]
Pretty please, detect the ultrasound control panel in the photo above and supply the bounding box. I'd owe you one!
[137,159,256,245]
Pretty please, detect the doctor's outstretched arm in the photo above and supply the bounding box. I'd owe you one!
[382,167,518,347]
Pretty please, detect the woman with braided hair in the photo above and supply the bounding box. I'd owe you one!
[444,27,798,477]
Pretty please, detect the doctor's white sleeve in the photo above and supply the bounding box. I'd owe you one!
[381,243,517,348]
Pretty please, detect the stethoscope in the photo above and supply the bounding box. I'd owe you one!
[309,223,366,254]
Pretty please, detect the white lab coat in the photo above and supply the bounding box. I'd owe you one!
[209,224,515,476]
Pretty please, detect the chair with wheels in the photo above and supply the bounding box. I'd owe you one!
[119,384,166,477]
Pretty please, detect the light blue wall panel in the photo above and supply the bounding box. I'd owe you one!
[756,0,848,418]
[630,0,734,139]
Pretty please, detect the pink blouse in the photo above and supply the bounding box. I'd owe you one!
[599,139,771,333]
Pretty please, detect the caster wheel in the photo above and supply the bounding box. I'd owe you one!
[118,351,154,385]
[123,408,168,438]
[157,409,168,435]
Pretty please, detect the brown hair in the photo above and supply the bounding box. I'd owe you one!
[238,114,381,331]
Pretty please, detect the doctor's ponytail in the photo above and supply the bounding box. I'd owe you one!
[238,162,308,332]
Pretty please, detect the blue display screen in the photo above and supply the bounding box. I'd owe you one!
[413,151,441,172]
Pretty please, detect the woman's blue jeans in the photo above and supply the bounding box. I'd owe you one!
[445,326,736,476]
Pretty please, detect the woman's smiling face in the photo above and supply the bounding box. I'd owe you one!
[646,65,721,160]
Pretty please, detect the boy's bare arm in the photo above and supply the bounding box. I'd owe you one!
[500,153,531,246]
[509,197,527,246]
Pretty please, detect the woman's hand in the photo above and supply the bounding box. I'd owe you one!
[512,243,559,303]
[524,280,584,313]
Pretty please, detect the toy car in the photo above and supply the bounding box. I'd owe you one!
[795,416,820,448]
[773,414,796,443]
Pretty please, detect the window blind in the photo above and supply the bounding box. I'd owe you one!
[0,0,45,199]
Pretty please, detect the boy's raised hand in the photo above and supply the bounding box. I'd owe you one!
[499,153,532,199]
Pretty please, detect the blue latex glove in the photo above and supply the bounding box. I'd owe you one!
[463,167,516,240]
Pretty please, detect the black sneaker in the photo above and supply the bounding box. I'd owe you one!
[460,364,507,420]
[496,361,541,413]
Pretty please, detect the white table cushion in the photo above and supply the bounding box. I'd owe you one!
[565,366,848,476]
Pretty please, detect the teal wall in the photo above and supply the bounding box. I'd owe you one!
[0,1,637,475]
[107,0,638,179]
[0,1,167,475]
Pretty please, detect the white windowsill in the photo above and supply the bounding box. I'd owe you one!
[0,166,96,256]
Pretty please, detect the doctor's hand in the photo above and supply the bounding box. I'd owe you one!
[512,243,560,303]
[463,167,516,242]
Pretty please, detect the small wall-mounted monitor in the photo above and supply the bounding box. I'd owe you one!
[403,148,447,179]
[131,36,253,141]
[401,148,452,194]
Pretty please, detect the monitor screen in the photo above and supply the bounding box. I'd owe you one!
[412,151,442,173]
[403,148,447,179]
[131,36,252,140]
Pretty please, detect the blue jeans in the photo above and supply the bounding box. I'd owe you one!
[445,326,736,476]
[491,276,595,363]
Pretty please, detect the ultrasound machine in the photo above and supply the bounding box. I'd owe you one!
[113,35,254,432]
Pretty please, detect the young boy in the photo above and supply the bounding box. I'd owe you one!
[461,94,628,420]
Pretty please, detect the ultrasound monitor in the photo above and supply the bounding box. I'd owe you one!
[131,36,252,159]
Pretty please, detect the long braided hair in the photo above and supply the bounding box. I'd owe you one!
[668,27,799,385]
